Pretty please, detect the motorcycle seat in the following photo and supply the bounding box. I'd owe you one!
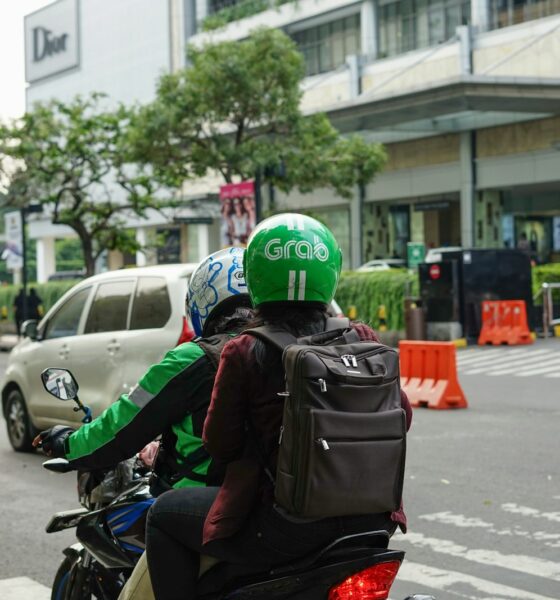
[196,530,390,596]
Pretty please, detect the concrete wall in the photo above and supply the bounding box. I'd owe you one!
[26,0,171,108]
[473,13,560,77]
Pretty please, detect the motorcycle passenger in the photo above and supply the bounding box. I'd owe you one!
[145,214,413,600]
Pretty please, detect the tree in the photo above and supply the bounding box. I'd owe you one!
[0,94,172,276]
[128,28,386,198]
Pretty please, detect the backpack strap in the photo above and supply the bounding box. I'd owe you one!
[245,327,297,351]
[246,317,358,350]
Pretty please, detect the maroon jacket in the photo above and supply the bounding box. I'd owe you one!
[202,323,412,545]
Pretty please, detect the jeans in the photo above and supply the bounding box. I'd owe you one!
[146,486,395,600]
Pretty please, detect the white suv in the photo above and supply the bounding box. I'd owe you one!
[2,264,196,451]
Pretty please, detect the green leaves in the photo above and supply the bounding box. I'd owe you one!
[0,94,171,275]
[129,28,386,196]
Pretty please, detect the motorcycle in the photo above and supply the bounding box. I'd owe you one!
[40,367,435,600]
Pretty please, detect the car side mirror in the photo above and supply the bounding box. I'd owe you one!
[21,319,38,340]
[41,368,79,401]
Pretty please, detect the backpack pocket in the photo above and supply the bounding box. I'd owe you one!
[295,408,406,518]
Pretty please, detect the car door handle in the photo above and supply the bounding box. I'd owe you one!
[107,340,121,354]
[59,345,70,359]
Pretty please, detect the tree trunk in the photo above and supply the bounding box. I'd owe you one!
[79,235,96,277]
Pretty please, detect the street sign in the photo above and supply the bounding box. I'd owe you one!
[3,211,23,270]
[407,242,426,268]
[429,264,441,280]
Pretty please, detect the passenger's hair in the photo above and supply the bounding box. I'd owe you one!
[204,296,253,337]
[245,302,329,370]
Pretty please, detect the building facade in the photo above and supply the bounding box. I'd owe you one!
[24,0,560,278]
[190,0,560,267]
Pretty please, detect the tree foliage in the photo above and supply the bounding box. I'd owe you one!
[129,28,386,198]
[0,94,172,276]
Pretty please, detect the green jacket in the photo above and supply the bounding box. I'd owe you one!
[63,334,230,489]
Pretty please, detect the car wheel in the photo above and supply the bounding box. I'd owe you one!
[5,388,35,452]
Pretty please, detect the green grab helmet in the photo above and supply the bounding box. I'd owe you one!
[244,213,342,306]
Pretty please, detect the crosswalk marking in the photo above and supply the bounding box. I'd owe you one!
[457,348,531,366]
[419,510,560,549]
[397,561,558,600]
[396,531,560,581]
[0,577,50,600]
[456,346,560,378]
[460,349,552,374]
[501,503,560,524]
[479,357,560,377]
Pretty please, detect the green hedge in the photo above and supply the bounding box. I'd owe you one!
[336,270,418,331]
[0,281,79,326]
[532,263,560,303]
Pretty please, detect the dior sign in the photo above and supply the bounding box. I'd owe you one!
[33,27,69,62]
[25,0,79,83]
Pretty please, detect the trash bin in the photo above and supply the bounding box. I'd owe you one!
[404,298,426,340]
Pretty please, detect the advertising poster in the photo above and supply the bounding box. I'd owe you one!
[3,211,23,270]
[219,181,256,248]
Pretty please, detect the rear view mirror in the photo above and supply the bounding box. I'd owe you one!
[21,319,38,340]
[41,368,79,401]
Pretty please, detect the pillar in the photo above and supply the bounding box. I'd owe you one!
[197,224,210,263]
[350,188,363,269]
[460,132,475,248]
[169,0,185,72]
[471,0,491,33]
[136,228,148,267]
[361,0,378,59]
[36,237,56,283]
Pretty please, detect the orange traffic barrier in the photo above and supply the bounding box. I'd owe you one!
[399,341,468,410]
[478,300,532,346]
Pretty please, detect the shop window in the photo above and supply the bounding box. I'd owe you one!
[291,14,361,76]
[379,0,470,58]
[490,0,560,29]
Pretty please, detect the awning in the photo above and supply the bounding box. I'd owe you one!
[324,75,560,142]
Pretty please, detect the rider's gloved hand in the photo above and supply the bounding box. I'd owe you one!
[32,425,74,457]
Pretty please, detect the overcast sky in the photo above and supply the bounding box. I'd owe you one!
[0,0,52,121]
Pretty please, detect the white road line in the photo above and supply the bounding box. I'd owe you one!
[457,348,529,365]
[482,356,560,376]
[0,577,50,600]
[398,532,560,581]
[397,561,559,600]
[460,349,552,374]
[515,362,560,377]
[418,511,560,549]
[502,503,560,524]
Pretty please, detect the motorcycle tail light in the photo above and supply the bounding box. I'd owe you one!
[328,560,401,600]
[177,317,194,346]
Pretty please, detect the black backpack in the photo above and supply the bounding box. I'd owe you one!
[247,319,406,519]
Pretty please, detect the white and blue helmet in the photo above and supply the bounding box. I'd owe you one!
[186,247,249,337]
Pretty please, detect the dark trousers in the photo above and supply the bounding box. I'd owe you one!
[146,487,395,600]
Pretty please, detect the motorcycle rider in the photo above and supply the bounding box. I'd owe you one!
[33,247,251,599]
[145,214,413,599]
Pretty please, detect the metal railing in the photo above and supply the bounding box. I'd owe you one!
[535,282,560,338]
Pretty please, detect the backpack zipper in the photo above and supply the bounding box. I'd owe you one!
[316,437,330,450]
